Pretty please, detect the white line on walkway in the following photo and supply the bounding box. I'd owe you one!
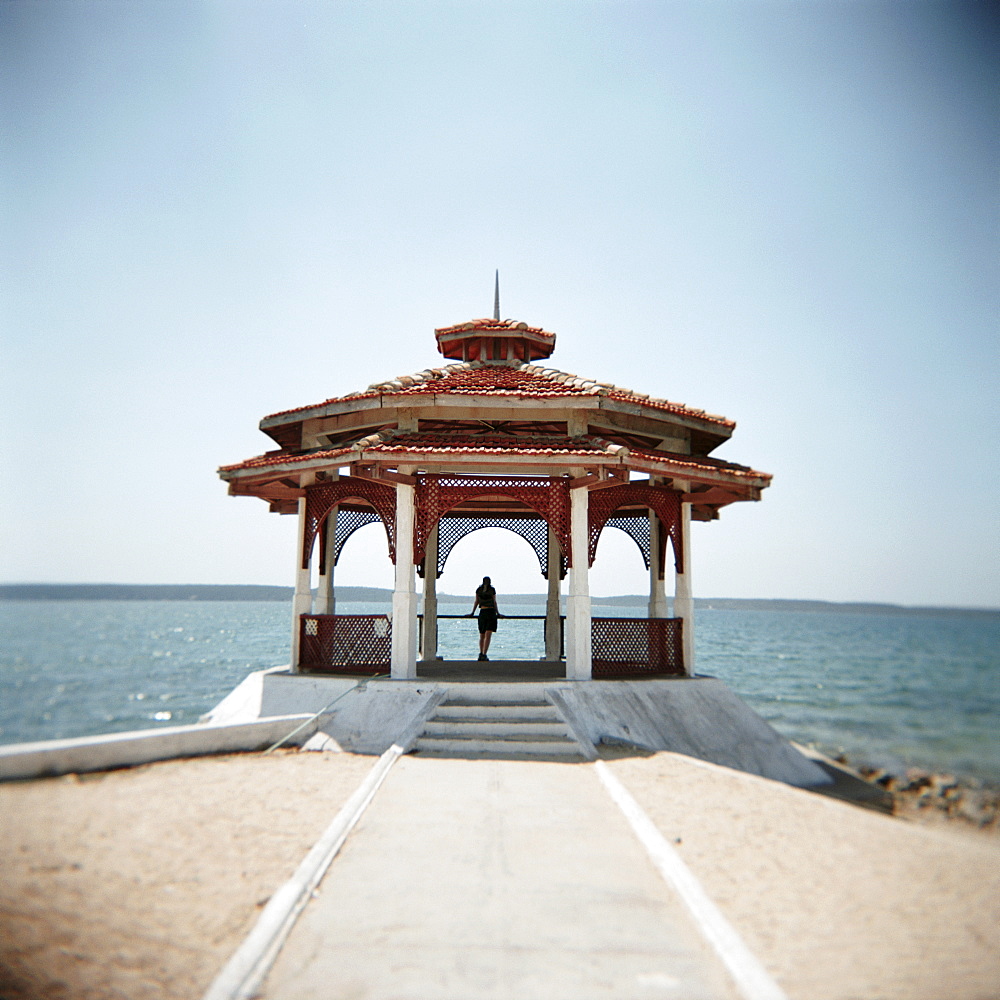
[201,743,404,1000]
[595,760,789,1000]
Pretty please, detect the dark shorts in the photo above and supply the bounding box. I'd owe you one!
[478,609,498,634]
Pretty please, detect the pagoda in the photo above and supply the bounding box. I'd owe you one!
[218,300,771,682]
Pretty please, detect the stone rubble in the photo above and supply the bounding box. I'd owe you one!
[846,761,1000,831]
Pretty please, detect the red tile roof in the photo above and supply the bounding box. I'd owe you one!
[219,430,619,476]
[262,362,735,429]
[218,446,354,474]
[625,446,773,484]
[362,431,623,457]
[217,429,772,485]
[434,317,554,338]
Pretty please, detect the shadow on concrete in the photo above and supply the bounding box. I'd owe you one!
[793,744,895,814]
[416,660,566,682]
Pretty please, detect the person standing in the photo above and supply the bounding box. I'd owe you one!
[470,576,500,661]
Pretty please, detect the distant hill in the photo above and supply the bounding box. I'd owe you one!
[0,584,296,601]
[1,583,995,616]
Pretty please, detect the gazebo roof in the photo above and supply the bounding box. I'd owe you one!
[219,314,772,521]
[261,360,735,432]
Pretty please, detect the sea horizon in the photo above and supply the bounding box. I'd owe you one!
[2,597,997,787]
[2,583,997,617]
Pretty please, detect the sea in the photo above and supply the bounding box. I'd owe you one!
[1,599,997,785]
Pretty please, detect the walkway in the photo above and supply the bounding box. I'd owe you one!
[259,756,743,1000]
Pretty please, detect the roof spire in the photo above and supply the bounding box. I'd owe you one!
[493,270,500,321]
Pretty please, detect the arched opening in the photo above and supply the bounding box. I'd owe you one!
[299,488,396,675]
[330,520,393,609]
[589,523,652,614]
[432,526,550,662]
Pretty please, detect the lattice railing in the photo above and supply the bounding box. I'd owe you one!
[591,617,684,678]
[298,614,391,675]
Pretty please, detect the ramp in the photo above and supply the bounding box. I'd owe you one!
[257,756,744,1000]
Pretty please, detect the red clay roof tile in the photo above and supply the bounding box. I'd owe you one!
[262,362,734,430]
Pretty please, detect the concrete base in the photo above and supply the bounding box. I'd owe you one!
[255,671,833,789]
[1,670,833,790]
[261,672,444,756]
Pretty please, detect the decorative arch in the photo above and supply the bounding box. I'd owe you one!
[322,508,382,574]
[601,514,653,570]
[415,474,572,568]
[588,483,683,575]
[425,516,566,580]
[304,479,397,568]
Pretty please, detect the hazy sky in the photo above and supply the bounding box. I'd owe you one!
[2,1,997,607]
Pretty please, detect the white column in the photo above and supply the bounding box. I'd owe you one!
[390,482,419,679]
[648,512,669,618]
[314,507,337,615]
[674,502,695,676]
[565,487,592,680]
[290,496,313,672]
[421,523,439,661]
[545,524,562,661]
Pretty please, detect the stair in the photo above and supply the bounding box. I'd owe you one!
[412,685,586,760]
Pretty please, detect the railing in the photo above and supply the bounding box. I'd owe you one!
[419,613,563,659]
[301,613,684,677]
[299,614,391,675]
[591,617,684,678]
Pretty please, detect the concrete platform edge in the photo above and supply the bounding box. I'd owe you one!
[0,715,319,782]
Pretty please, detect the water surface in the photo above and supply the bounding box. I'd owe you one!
[1,600,996,783]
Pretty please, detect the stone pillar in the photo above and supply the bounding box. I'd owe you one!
[390,482,419,679]
[545,524,562,661]
[565,487,592,680]
[290,495,313,672]
[674,501,695,676]
[421,523,439,662]
[314,507,338,615]
[648,512,669,618]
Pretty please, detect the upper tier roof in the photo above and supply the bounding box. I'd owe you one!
[261,360,734,433]
[434,317,556,362]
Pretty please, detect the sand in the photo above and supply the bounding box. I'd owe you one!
[1,749,998,1000]
[0,751,376,1000]
[605,752,1000,1000]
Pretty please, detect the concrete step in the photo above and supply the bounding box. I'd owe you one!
[412,687,588,760]
[412,736,585,758]
[440,684,557,705]
[434,704,559,722]
[423,720,571,739]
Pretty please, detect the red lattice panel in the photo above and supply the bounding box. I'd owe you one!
[299,614,391,674]
[591,617,684,678]
[415,474,571,568]
[304,479,397,568]
[588,484,683,575]
[428,515,560,579]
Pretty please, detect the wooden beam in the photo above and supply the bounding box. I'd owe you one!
[566,467,630,491]
[349,466,417,487]
[681,488,740,505]
[586,468,629,491]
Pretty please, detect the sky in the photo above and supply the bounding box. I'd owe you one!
[2,1,997,608]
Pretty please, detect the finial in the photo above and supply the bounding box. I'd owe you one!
[493,270,500,321]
